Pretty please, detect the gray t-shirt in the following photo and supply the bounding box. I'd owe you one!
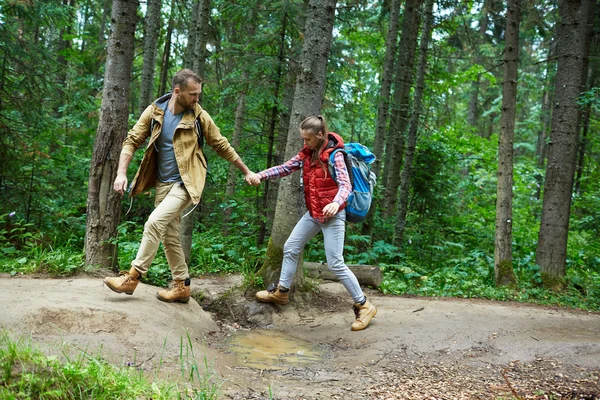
[156,104,184,183]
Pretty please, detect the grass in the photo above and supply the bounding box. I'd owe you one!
[0,331,221,399]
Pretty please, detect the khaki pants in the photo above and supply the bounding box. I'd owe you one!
[131,181,193,280]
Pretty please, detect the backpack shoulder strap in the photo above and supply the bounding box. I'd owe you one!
[329,148,354,187]
[328,148,345,180]
[195,114,204,148]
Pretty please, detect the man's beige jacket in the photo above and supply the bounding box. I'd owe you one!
[121,98,240,205]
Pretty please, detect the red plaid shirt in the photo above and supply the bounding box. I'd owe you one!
[258,151,352,213]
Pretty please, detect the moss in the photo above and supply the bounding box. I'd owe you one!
[496,259,518,288]
[257,237,284,287]
[541,272,566,291]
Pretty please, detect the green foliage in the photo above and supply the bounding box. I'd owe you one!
[0,331,220,399]
[0,213,84,276]
[379,247,600,311]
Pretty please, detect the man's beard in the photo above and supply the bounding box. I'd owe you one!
[178,97,196,110]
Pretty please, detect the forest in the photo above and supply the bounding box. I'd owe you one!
[0,0,599,311]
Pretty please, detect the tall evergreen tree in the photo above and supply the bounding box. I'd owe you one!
[362,0,401,237]
[158,0,176,95]
[138,0,162,115]
[394,0,434,247]
[84,0,138,269]
[467,0,491,135]
[258,0,337,289]
[180,0,212,264]
[381,0,422,217]
[535,0,595,288]
[494,0,520,287]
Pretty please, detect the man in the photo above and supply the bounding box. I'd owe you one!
[104,69,254,303]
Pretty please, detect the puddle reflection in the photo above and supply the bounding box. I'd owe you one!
[228,330,321,370]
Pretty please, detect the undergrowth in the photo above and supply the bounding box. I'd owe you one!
[0,331,220,399]
[1,214,599,312]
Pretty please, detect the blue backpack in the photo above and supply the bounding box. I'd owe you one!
[329,143,377,223]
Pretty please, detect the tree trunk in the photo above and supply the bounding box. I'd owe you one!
[574,72,595,194]
[535,75,552,169]
[304,262,383,287]
[138,0,162,115]
[192,0,210,81]
[494,0,520,287]
[258,11,289,246]
[467,0,490,134]
[362,0,401,237]
[158,0,176,96]
[381,0,422,218]
[394,0,433,248]
[258,0,337,290]
[55,0,75,146]
[573,7,596,194]
[535,0,594,289]
[95,0,112,78]
[180,0,212,265]
[535,43,557,200]
[185,0,200,70]
[84,0,137,269]
[224,86,246,226]
[260,0,307,244]
[268,69,297,226]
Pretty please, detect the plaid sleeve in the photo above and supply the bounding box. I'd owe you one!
[332,151,352,205]
[257,154,303,180]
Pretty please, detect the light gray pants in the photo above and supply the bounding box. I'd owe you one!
[279,210,365,304]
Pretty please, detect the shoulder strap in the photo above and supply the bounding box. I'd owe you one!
[328,148,344,180]
[151,113,204,152]
[328,148,354,187]
[195,115,204,148]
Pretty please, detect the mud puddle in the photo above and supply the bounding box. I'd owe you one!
[227,330,322,370]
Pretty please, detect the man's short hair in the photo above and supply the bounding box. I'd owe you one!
[172,69,202,91]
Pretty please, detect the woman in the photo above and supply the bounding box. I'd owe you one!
[247,115,377,331]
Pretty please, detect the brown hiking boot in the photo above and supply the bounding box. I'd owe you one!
[103,267,141,295]
[256,285,289,305]
[351,299,377,331]
[157,278,191,303]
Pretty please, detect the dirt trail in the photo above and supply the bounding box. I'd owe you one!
[0,275,599,399]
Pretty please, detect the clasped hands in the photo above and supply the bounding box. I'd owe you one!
[243,172,339,217]
[244,172,262,186]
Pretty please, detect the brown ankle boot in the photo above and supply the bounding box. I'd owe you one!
[103,267,141,295]
[157,278,191,303]
[351,299,377,331]
[256,285,289,305]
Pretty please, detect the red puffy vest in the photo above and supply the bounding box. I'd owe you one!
[300,132,346,220]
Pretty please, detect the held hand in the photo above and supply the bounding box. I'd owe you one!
[322,202,340,218]
[245,172,262,186]
[113,173,128,195]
